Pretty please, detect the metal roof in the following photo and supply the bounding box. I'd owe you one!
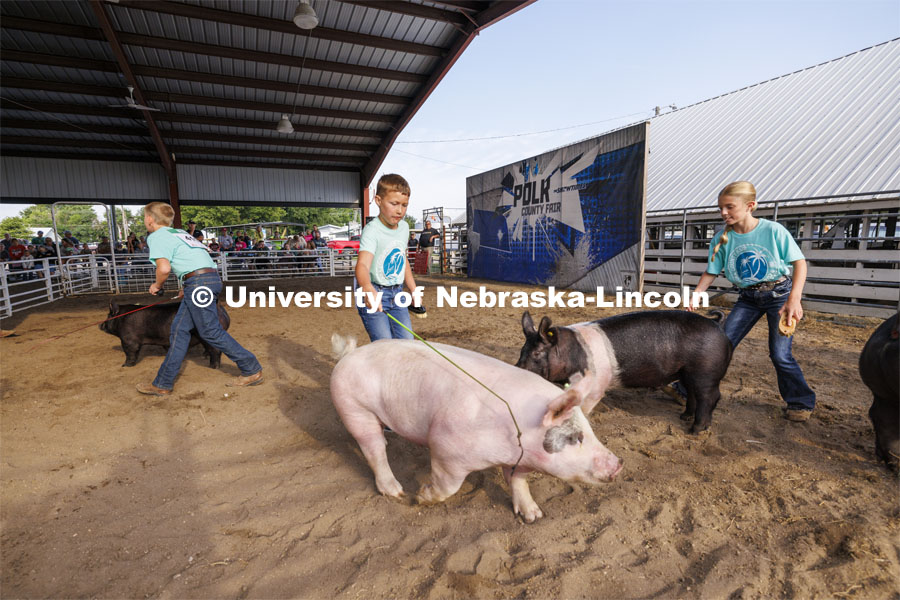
[0,0,535,190]
[645,38,900,212]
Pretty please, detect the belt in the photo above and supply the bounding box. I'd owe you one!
[744,276,788,291]
[182,267,217,281]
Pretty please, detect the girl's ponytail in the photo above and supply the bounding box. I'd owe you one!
[712,181,757,262]
[711,225,732,261]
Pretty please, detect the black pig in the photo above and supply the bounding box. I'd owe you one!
[517,310,732,433]
[99,300,230,368]
[859,313,899,472]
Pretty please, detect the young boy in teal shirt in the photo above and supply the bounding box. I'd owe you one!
[137,202,262,396]
[355,174,421,341]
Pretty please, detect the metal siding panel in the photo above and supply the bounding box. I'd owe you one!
[1,157,167,200]
[176,164,358,204]
[646,40,900,211]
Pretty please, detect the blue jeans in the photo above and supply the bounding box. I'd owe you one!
[724,278,816,410]
[357,283,414,342]
[153,272,261,390]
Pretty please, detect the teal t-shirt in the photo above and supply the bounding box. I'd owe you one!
[359,217,409,286]
[707,218,804,288]
[147,227,215,280]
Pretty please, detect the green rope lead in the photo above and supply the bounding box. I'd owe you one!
[385,312,525,474]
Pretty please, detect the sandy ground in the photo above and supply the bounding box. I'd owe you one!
[1,275,898,599]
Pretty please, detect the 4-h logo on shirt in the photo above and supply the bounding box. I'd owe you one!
[730,244,771,284]
[382,248,405,279]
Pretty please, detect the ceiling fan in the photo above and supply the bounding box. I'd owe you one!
[107,86,160,111]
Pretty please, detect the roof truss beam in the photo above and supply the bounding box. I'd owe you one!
[0,119,379,152]
[2,50,412,105]
[87,0,174,178]
[2,136,366,164]
[2,77,398,123]
[339,1,469,26]
[1,16,426,84]
[1,151,361,174]
[112,0,445,57]
[0,99,386,139]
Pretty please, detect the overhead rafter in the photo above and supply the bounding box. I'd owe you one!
[2,77,399,123]
[1,17,427,84]
[0,151,362,174]
[87,0,174,180]
[3,50,412,105]
[1,151,158,163]
[1,135,367,164]
[0,100,387,139]
[339,1,469,26]
[111,0,445,57]
[424,1,488,12]
[1,119,379,152]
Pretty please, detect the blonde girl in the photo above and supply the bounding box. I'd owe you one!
[686,181,816,421]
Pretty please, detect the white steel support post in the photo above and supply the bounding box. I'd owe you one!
[0,266,10,318]
[89,253,99,289]
[43,259,53,301]
[220,252,229,282]
[329,249,335,277]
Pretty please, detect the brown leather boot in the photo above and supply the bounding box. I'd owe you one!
[136,382,172,396]
[226,370,263,387]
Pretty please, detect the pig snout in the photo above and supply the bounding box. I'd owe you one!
[595,452,623,482]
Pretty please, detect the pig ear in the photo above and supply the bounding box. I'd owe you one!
[109,301,119,314]
[542,387,581,428]
[522,311,536,337]
[537,316,555,343]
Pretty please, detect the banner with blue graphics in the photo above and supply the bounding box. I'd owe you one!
[465,123,648,292]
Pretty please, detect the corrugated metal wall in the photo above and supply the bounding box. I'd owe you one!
[1,156,168,201]
[176,164,360,206]
[646,39,900,211]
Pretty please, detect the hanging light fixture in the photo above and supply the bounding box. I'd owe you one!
[292,0,318,29]
[276,114,294,133]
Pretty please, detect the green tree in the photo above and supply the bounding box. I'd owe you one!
[240,206,286,224]
[404,216,417,230]
[19,205,108,242]
[283,207,356,227]
[0,216,32,239]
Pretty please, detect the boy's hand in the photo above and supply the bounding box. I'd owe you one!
[362,286,382,312]
[149,282,162,296]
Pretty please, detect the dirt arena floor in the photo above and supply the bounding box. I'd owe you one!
[1,276,898,599]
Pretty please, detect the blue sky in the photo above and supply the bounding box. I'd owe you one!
[2,0,898,224]
[379,0,899,223]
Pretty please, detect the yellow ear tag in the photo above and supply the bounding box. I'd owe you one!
[547,331,553,337]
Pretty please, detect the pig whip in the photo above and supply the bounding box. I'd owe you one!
[386,313,525,474]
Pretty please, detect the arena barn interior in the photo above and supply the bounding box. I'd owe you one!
[0,0,533,216]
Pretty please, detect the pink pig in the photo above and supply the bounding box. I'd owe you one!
[330,335,623,522]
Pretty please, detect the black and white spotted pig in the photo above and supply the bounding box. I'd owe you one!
[516,310,733,433]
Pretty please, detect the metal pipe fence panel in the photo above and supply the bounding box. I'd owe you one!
[219,249,354,281]
[643,204,900,316]
[0,258,66,317]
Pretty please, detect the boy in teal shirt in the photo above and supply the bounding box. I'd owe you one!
[355,174,421,341]
[137,202,262,396]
